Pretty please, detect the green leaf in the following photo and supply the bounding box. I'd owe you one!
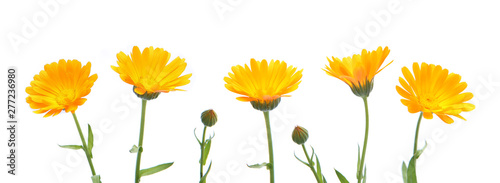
[407,141,428,183]
[322,175,328,183]
[88,124,94,158]
[139,162,174,177]
[91,175,101,183]
[129,145,139,153]
[402,162,408,183]
[335,169,350,183]
[356,144,362,180]
[201,139,212,166]
[316,155,323,182]
[59,145,83,150]
[200,161,212,183]
[407,156,417,183]
[414,141,428,159]
[194,128,201,145]
[362,166,367,183]
[247,162,270,169]
[294,152,309,166]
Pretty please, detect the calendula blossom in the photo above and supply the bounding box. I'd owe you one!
[397,62,475,124]
[224,58,302,183]
[112,46,185,183]
[324,46,392,97]
[26,59,101,182]
[224,58,303,111]
[324,46,392,183]
[26,59,97,117]
[111,46,192,100]
[397,62,475,183]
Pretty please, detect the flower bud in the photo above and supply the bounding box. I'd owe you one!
[292,126,309,145]
[250,97,281,112]
[201,109,217,127]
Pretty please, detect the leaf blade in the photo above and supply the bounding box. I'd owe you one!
[139,162,174,177]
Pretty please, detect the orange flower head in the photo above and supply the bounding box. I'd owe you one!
[396,62,475,124]
[324,46,392,97]
[224,59,303,111]
[26,59,98,117]
[111,46,192,100]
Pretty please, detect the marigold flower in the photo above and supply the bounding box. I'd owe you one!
[396,62,475,124]
[111,46,192,100]
[224,59,302,111]
[324,46,392,97]
[26,59,97,117]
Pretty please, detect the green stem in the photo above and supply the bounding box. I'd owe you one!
[200,126,208,179]
[135,99,147,183]
[302,144,321,183]
[413,112,424,155]
[357,97,369,183]
[71,112,97,176]
[263,111,275,183]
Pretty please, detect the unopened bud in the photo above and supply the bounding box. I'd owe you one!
[201,109,217,127]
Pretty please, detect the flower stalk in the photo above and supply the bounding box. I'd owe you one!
[135,99,147,183]
[263,111,275,183]
[72,112,97,176]
[357,97,370,183]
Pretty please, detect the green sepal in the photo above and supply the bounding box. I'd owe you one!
[139,162,174,177]
[294,152,309,166]
[59,144,83,150]
[200,161,213,183]
[91,175,101,183]
[335,169,349,183]
[88,124,94,159]
[247,162,271,170]
[201,138,212,166]
[130,145,139,153]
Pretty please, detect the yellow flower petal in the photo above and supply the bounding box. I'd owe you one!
[26,59,97,117]
[225,59,302,102]
[397,62,474,123]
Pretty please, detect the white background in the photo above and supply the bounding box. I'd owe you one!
[1,0,500,183]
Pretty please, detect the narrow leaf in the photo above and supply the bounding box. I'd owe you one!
[88,124,94,158]
[247,162,269,169]
[202,139,212,166]
[316,155,323,182]
[362,166,367,183]
[294,152,309,166]
[139,162,174,177]
[59,145,83,150]
[407,141,428,183]
[91,175,101,183]
[194,128,201,145]
[357,144,361,180]
[200,161,213,183]
[130,145,139,153]
[335,169,350,183]
[402,161,408,183]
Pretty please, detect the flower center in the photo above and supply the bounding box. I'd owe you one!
[139,78,159,91]
[56,89,76,106]
[419,95,438,110]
